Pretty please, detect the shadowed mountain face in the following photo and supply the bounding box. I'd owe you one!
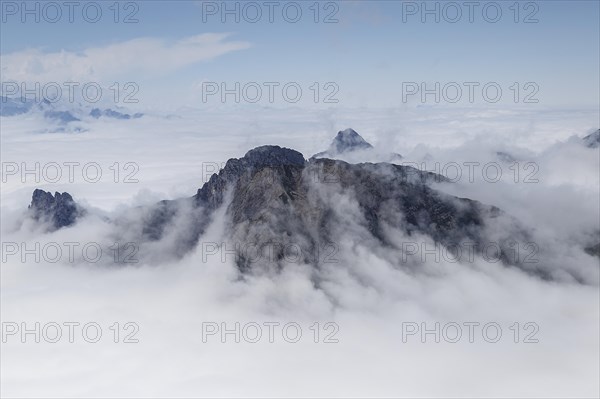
[585,242,600,257]
[583,129,600,148]
[28,189,82,230]
[214,154,504,271]
[328,128,374,153]
[28,145,538,276]
[313,128,402,162]
[195,145,306,210]
[314,128,373,158]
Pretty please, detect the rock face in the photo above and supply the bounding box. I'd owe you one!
[28,189,81,229]
[582,129,600,148]
[222,156,522,270]
[132,146,525,271]
[135,146,306,254]
[195,145,305,209]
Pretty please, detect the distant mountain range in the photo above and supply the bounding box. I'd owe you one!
[0,96,143,125]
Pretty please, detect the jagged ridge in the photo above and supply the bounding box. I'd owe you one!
[26,145,539,275]
[28,189,82,230]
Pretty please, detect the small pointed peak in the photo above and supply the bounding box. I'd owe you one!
[330,128,373,153]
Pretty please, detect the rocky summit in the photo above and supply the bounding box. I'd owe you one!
[313,128,373,158]
[329,128,374,153]
[28,189,81,230]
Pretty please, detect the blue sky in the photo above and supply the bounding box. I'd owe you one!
[1,0,599,109]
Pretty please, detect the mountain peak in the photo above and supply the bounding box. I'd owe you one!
[312,128,401,162]
[194,145,305,209]
[338,128,360,137]
[242,145,306,168]
[330,128,373,153]
[28,189,81,229]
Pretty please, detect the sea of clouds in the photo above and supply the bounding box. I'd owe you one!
[1,105,599,397]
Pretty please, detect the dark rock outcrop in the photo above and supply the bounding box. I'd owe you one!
[584,243,600,257]
[201,152,523,271]
[195,145,305,209]
[582,129,600,148]
[28,189,82,229]
[130,147,303,247]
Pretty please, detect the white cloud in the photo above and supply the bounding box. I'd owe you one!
[0,33,251,83]
[1,106,599,397]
